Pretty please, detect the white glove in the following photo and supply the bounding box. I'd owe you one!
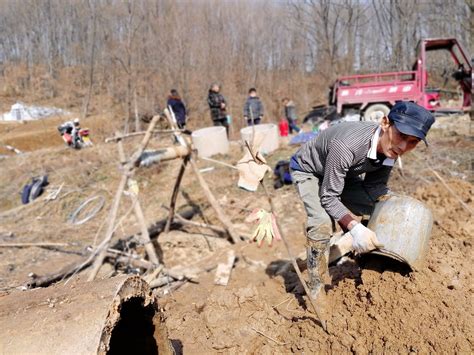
[245,209,281,247]
[349,223,384,254]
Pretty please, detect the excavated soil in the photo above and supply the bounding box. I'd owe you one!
[159,178,473,354]
[0,114,472,353]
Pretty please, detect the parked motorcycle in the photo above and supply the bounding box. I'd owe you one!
[59,127,93,149]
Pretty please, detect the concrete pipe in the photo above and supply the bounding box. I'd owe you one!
[0,275,173,355]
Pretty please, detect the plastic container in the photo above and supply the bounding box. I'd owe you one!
[192,126,229,158]
[240,123,279,154]
[367,195,433,270]
[279,119,289,137]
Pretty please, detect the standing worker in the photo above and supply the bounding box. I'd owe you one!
[167,89,187,129]
[243,88,264,126]
[207,83,229,136]
[282,97,301,134]
[290,101,434,303]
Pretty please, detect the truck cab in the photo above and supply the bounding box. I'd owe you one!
[329,38,472,120]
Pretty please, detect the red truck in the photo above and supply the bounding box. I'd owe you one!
[328,38,472,121]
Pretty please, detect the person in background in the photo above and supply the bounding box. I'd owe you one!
[282,97,301,134]
[167,89,187,129]
[207,83,229,135]
[243,88,264,126]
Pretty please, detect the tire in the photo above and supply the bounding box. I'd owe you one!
[21,184,32,204]
[29,179,44,202]
[363,104,390,122]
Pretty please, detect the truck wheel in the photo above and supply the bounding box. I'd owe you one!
[363,104,390,122]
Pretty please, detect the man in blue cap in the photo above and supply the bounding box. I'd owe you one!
[290,101,435,301]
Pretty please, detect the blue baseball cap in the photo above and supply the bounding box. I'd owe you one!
[388,102,435,145]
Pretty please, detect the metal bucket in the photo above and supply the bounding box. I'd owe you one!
[367,195,433,270]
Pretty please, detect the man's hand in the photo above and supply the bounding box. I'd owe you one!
[349,223,383,254]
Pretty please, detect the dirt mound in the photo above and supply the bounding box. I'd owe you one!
[160,179,473,353]
[1,112,472,353]
[414,179,473,239]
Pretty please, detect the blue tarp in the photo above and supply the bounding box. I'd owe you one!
[289,131,319,145]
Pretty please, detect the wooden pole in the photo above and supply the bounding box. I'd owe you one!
[88,117,160,281]
[173,212,226,233]
[87,169,128,281]
[429,168,473,215]
[129,115,161,166]
[244,141,327,332]
[412,152,473,215]
[118,139,160,266]
[0,242,71,248]
[104,129,183,143]
[189,158,240,243]
[162,108,240,244]
[164,156,189,233]
[27,257,93,288]
[263,180,327,332]
[130,193,160,265]
[139,146,190,167]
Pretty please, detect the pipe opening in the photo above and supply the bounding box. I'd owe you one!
[108,297,158,355]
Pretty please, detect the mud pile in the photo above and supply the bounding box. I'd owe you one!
[0,113,472,353]
[161,179,473,353]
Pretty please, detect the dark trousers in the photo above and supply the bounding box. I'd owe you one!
[247,118,261,126]
[288,119,300,133]
[213,118,229,136]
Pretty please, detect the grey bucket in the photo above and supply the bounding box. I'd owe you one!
[367,195,433,270]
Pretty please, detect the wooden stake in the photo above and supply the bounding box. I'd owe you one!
[118,138,160,266]
[173,212,225,233]
[244,141,328,332]
[88,116,160,281]
[0,242,71,248]
[164,156,189,233]
[87,171,128,281]
[261,180,327,332]
[412,152,473,216]
[429,168,473,215]
[189,158,240,243]
[128,115,162,166]
[27,257,93,288]
[162,108,240,244]
[104,129,183,143]
[130,193,160,265]
[172,211,252,240]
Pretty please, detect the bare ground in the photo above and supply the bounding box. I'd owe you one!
[0,114,472,354]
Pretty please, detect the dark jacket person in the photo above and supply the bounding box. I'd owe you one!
[167,89,187,129]
[207,84,229,135]
[243,88,264,125]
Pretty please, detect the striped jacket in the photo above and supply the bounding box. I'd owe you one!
[291,122,393,222]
